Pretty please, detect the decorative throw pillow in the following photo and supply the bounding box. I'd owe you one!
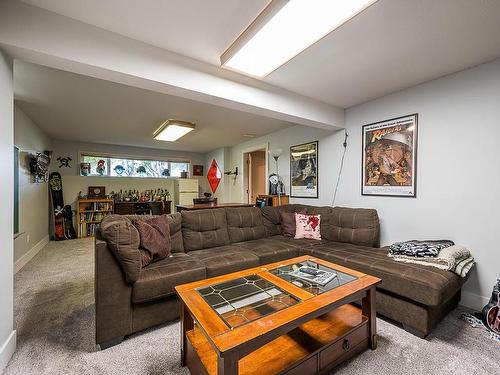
[294,213,321,240]
[100,215,142,283]
[133,215,171,267]
[280,209,307,237]
[280,212,297,237]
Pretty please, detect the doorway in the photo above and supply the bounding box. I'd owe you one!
[243,149,267,204]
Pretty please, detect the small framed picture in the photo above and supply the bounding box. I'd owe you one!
[193,165,204,176]
[362,113,418,197]
[88,186,106,198]
[290,141,318,198]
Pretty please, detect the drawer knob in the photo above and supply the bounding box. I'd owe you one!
[342,339,350,351]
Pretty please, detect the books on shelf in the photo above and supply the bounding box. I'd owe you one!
[83,201,113,211]
[78,222,99,237]
[80,211,106,222]
[77,198,114,238]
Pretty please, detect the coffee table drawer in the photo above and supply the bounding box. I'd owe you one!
[285,355,317,375]
[319,323,368,370]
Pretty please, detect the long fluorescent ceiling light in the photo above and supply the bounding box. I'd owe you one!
[222,0,378,78]
[153,120,195,142]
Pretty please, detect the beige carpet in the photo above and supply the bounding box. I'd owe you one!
[4,239,499,374]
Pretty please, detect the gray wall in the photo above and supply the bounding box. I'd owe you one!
[50,140,208,207]
[14,105,52,263]
[0,50,15,371]
[204,147,232,202]
[228,125,334,204]
[333,58,500,309]
[226,58,500,309]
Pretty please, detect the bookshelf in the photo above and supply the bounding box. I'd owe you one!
[77,198,114,238]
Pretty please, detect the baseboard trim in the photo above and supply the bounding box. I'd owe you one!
[460,291,489,311]
[14,235,49,273]
[0,330,16,372]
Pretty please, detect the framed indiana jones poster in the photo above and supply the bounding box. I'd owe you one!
[362,114,418,197]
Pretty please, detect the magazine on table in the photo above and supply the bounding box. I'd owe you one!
[289,266,337,286]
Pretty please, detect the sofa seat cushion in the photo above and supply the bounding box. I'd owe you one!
[269,235,328,249]
[233,238,300,265]
[303,243,463,306]
[188,246,260,277]
[132,253,206,304]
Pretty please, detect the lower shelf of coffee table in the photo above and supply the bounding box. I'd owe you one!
[185,304,369,375]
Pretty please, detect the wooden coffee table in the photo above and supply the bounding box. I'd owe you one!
[175,255,381,375]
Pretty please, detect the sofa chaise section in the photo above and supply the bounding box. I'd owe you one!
[302,242,463,336]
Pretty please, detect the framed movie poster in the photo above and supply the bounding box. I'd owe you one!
[362,114,418,197]
[290,141,318,198]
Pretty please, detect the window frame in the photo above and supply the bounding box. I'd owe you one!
[79,151,191,179]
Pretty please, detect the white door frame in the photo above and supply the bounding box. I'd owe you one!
[241,143,269,203]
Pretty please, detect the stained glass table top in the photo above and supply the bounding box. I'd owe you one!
[197,274,299,329]
[270,260,358,295]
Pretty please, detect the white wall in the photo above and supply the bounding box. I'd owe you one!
[50,140,207,207]
[0,50,15,372]
[14,105,52,267]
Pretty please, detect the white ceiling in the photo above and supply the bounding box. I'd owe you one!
[267,0,500,107]
[14,61,296,153]
[22,0,500,108]
[20,0,269,66]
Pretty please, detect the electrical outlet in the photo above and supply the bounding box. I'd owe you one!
[26,235,30,243]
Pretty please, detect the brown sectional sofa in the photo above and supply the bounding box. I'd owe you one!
[94,205,464,349]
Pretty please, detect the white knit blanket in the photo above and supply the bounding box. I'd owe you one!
[389,245,473,276]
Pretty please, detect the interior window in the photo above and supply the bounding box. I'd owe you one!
[170,162,189,177]
[80,153,190,178]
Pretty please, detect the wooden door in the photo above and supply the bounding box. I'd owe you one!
[249,151,266,204]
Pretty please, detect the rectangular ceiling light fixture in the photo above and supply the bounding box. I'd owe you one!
[153,119,195,142]
[221,0,378,78]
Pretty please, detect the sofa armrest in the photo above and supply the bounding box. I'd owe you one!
[95,237,133,346]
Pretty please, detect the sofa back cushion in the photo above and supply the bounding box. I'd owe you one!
[100,215,142,283]
[258,204,379,247]
[122,213,184,253]
[168,213,184,253]
[261,205,379,247]
[181,208,230,251]
[225,207,268,243]
[261,206,282,236]
[323,206,380,247]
